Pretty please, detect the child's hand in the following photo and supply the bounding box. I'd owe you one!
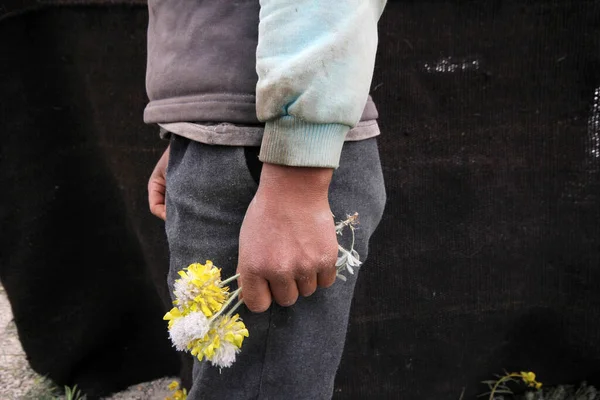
[148,145,169,221]
[237,163,338,312]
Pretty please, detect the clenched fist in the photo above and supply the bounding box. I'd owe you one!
[237,163,338,312]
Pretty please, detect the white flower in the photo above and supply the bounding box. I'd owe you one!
[173,277,197,307]
[206,314,247,368]
[336,245,361,275]
[211,341,239,368]
[336,273,347,282]
[169,311,210,352]
[335,212,359,235]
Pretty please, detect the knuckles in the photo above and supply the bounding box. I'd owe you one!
[317,251,337,272]
[241,262,264,277]
[238,237,338,309]
[295,262,316,278]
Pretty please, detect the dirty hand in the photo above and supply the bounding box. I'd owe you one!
[238,163,338,312]
[148,145,170,221]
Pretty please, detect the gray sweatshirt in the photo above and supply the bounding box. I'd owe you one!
[145,0,386,167]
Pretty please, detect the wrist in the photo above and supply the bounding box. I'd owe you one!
[257,163,333,202]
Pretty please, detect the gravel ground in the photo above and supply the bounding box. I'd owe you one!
[0,284,177,400]
[99,379,176,400]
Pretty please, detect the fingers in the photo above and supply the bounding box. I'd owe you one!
[241,266,335,311]
[296,274,317,297]
[148,183,166,220]
[317,251,337,288]
[150,203,166,221]
[239,273,272,313]
[268,274,299,307]
[148,146,169,221]
[240,258,336,313]
[316,264,337,288]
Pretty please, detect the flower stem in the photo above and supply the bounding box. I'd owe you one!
[489,374,519,400]
[335,213,358,234]
[219,273,240,287]
[209,288,241,323]
[225,299,245,317]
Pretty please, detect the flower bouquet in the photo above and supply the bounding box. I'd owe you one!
[163,213,361,368]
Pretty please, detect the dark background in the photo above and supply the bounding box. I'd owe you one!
[1,1,600,398]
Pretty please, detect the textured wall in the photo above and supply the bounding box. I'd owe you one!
[1,1,599,399]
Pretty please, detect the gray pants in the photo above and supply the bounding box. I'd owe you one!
[165,135,386,400]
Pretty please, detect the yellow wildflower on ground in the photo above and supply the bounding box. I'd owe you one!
[484,370,543,399]
[520,371,542,389]
[165,381,187,400]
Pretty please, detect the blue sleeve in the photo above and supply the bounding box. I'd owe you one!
[256,0,386,168]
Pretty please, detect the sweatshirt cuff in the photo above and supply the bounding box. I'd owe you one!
[258,116,349,168]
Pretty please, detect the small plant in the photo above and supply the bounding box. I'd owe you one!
[64,384,86,400]
[22,376,60,400]
[480,371,542,399]
[22,379,86,400]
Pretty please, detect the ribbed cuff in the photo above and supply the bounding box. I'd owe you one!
[259,116,350,168]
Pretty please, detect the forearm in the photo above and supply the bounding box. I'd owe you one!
[240,0,386,311]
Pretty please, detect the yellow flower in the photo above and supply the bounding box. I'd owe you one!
[520,371,535,382]
[173,389,187,400]
[165,390,186,400]
[217,313,250,349]
[165,380,187,400]
[173,261,229,317]
[187,314,249,368]
[188,330,220,361]
[163,307,184,329]
[520,371,542,389]
[485,371,543,400]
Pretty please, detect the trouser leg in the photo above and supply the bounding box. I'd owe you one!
[165,135,386,400]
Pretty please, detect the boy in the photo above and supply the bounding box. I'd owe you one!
[147,1,387,398]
